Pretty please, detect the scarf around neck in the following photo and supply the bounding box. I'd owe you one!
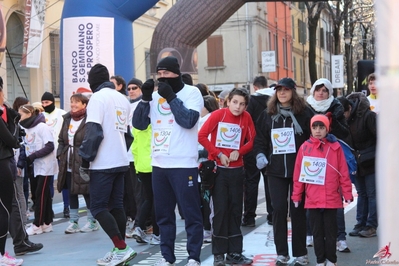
[272,104,303,135]
[306,95,334,112]
[70,108,86,121]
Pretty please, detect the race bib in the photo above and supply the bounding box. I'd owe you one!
[152,127,172,154]
[271,127,296,154]
[215,122,242,150]
[114,106,128,132]
[298,156,327,185]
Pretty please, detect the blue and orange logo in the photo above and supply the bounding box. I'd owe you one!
[272,133,291,148]
[157,98,172,116]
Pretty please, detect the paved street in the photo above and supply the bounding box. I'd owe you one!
[6,183,379,266]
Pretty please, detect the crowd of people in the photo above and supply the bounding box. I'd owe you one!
[0,57,378,266]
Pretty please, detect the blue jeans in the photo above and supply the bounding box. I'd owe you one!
[355,173,377,228]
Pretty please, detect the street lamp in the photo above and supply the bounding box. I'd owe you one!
[344,33,352,45]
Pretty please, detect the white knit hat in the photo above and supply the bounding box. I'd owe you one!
[310,78,333,96]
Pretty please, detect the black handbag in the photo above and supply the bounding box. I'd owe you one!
[355,146,376,165]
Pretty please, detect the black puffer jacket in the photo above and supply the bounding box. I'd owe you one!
[347,92,377,176]
[308,98,349,139]
[0,107,20,160]
[254,106,313,178]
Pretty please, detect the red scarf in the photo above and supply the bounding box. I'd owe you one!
[70,108,86,121]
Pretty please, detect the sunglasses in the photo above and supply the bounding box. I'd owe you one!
[127,86,139,91]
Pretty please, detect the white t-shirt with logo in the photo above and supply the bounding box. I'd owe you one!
[127,100,140,162]
[149,84,203,168]
[23,122,59,176]
[86,88,131,170]
[43,107,66,151]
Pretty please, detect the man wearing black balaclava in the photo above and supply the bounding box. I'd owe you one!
[40,91,68,218]
[133,56,204,266]
[78,63,136,266]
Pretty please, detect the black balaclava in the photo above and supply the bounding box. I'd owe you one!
[88,64,110,92]
[41,91,55,113]
[156,56,184,93]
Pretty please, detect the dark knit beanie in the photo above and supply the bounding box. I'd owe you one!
[128,78,143,88]
[156,56,181,75]
[88,64,110,91]
[41,91,55,102]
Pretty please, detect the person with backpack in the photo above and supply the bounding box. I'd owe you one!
[305,78,351,251]
[292,114,353,266]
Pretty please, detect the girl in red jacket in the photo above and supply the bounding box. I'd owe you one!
[198,88,255,266]
[292,114,353,266]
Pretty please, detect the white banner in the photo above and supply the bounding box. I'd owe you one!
[21,0,46,68]
[331,55,344,88]
[62,17,114,110]
[261,51,276,73]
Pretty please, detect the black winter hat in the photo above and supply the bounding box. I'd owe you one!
[156,56,181,75]
[128,78,143,88]
[41,91,55,102]
[88,64,110,91]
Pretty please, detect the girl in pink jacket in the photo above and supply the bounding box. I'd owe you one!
[292,114,352,266]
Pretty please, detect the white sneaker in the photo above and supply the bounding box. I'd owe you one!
[132,227,149,243]
[0,252,23,265]
[326,260,337,266]
[294,255,308,265]
[306,235,313,247]
[184,259,200,266]
[203,230,212,243]
[107,246,136,266]
[275,255,290,264]
[316,263,325,266]
[336,240,350,252]
[96,250,113,266]
[80,220,100,233]
[41,223,53,233]
[65,222,80,234]
[26,224,43,235]
[154,258,175,266]
[150,234,161,245]
[125,227,135,238]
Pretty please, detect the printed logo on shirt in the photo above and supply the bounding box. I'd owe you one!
[153,131,170,146]
[157,98,172,116]
[272,132,291,148]
[46,117,58,128]
[68,124,76,137]
[25,132,35,144]
[219,127,240,142]
[116,109,127,125]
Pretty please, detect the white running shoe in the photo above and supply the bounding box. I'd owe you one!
[132,227,149,244]
[96,251,113,266]
[107,246,136,266]
[150,234,161,245]
[184,259,200,266]
[0,252,24,265]
[65,222,80,234]
[203,230,212,243]
[26,224,43,235]
[154,258,175,266]
[41,223,53,233]
[336,240,350,252]
[80,220,100,233]
[326,259,337,266]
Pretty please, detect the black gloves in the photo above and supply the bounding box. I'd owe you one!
[158,82,176,103]
[79,159,90,182]
[26,155,34,166]
[141,79,155,101]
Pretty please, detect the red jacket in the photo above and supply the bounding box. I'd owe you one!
[198,108,255,168]
[292,135,353,209]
